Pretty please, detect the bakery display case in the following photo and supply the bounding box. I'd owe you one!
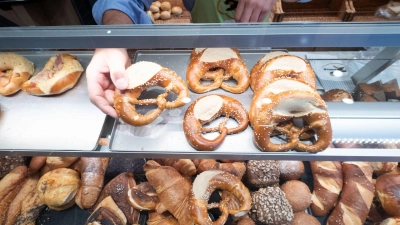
[0,20,400,225]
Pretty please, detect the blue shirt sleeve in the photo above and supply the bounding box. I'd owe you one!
[92,0,153,25]
[182,0,195,11]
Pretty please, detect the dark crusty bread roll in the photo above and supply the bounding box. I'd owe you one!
[375,173,400,217]
[280,180,312,213]
[322,89,353,102]
[380,217,400,225]
[245,160,280,188]
[327,162,374,225]
[249,187,294,225]
[278,160,305,181]
[291,212,321,225]
[310,161,343,217]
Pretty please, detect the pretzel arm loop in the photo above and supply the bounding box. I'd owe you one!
[253,122,299,152]
[295,112,332,152]
[220,60,250,94]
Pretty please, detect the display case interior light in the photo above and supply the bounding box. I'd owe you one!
[333,139,400,144]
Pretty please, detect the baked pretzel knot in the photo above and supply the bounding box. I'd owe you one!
[183,94,249,151]
[114,61,189,126]
[189,170,251,225]
[0,53,34,96]
[186,48,250,93]
[249,52,333,152]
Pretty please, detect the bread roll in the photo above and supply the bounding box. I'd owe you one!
[160,1,171,11]
[292,212,321,225]
[278,160,305,181]
[150,4,159,13]
[37,168,80,211]
[152,1,161,8]
[249,187,294,225]
[280,180,312,212]
[380,217,400,225]
[322,89,353,102]
[153,12,160,20]
[245,160,280,188]
[0,53,34,96]
[171,6,182,15]
[376,173,400,217]
[160,11,171,20]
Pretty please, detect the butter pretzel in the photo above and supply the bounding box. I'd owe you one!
[250,89,332,152]
[189,170,251,225]
[250,55,316,92]
[183,94,249,151]
[0,53,34,96]
[114,61,189,126]
[186,48,250,93]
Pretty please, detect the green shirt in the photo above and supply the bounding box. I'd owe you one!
[191,0,270,23]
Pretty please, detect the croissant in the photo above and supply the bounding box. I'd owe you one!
[147,211,179,225]
[197,159,246,179]
[154,159,197,178]
[144,160,194,225]
[71,157,110,209]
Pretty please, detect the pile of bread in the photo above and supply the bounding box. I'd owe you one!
[148,1,183,21]
[1,155,400,225]
[117,48,333,153]
[0,53,83,96]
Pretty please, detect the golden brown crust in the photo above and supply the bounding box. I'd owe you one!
[292,212,320,225]
[186,48,250,93]
[147,211,179,225]
[250,55,316,92]
[154,159,197,177]
[114,63,189,126]
[0,53,34,96]
[21,54,83,96]
[37,168,80,211]
[197,159,246,179]
[183,94,249,151]
[144,160,194,225]
[189,171,251,225]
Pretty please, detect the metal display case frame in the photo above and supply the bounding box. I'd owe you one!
[0,22,400,161]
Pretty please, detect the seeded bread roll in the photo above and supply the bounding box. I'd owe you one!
[278,161,305,181]
[0,156,27,179]
[249,187,294,225]
[245,160,280,188]
[281,180,312,212]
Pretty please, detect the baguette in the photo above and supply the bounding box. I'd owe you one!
[310,161,343,216]
[327,162,374,225]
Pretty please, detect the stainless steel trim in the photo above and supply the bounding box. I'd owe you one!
[0,22,400,49]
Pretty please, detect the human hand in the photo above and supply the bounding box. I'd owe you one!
[235,0,277,22]
[86,48,131,118]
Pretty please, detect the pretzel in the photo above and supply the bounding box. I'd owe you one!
[22,54,83,95]
[250,89,332,152]
[0,53,34,96]
[114,61,189,126]
[189,170,251,225]
[250,55,316,92]
[183,94,249,151]
[186,48,250,93]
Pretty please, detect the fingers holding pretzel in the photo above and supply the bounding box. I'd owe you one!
[183,94,249,151]
[114,61,189,126]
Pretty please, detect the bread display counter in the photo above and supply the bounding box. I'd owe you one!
[0,22,399,224]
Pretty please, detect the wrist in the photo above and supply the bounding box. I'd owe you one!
[102,9,134,25]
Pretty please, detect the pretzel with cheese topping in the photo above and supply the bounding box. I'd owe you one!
[0,53,34,96]
[186,48,250,93]
[114,61,189,126]
[183,94,249,151]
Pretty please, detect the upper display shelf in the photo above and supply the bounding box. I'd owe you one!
[0,22,400,49]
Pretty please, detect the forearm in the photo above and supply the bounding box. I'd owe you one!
[102,9,134,25]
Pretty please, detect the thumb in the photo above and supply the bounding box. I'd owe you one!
[108,58,129,90]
